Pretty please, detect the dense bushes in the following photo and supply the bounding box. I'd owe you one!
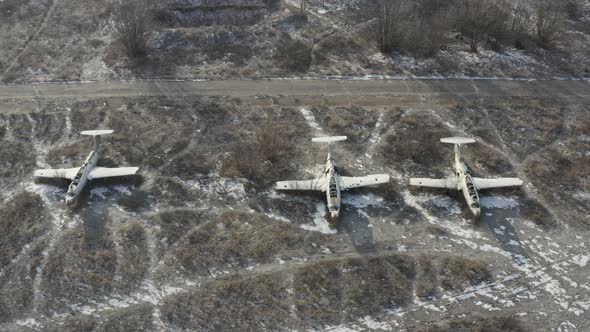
[372,0,568,56]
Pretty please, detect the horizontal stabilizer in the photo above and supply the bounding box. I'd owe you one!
[81,130,114,136]
[440,137,476,145]
[312,136,347,143]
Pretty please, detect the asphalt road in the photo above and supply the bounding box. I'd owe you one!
[0,78,588,109]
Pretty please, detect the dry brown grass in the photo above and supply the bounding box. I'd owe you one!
[415,254,438,299]
[47,314,97,332]
[0,192,49,268]
[160,272,292,331]
[220,122,298,185]
[40,226,117,310]
[149,209,207,253]
[96,303,153,332]
[379,112,452,172]
[294,255,416,328]
[521,198,558,229]
[173,211,327,276]
[313,107,379,150]
[116,221,149,290]
[462,143,515,176]
[418,315,528,332]
[0,236,48,324]
[439,256,492,291]
[274,32,312,73]
[150,177,198,207]
[0,141,36,184]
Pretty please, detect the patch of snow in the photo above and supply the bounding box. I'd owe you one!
[572,255,589,267]
[430,195,462,214]
[301,202,337,234]
[300,108,322,132]
[362,317,390,330]
[342,193,385,208]
[480,196,521,209]
[15,318,41,328]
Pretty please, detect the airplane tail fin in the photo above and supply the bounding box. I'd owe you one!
[440,137,476,145]
[312,136,347,144]
[441,137,475,166]
[81,130,113,150]
[312,136,347,159]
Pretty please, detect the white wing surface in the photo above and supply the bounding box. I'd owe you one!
[473,177,523,189]
[89,167,139,179]
[34,168,79,180]
[276,179,325,192]
[410,177,457,189]
[339,174,390,190]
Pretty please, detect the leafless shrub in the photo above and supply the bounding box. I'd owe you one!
[371,0,450,57]
[510,0,536,40]
[221,123,292,183]
[453,0,511,53]
[255,124,290,162]
[274,33,312,73]
[114,0,152,61]
[535,0,565,47]
[372,0,405,53]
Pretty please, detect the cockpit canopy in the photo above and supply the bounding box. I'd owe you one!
[329,177,338,198]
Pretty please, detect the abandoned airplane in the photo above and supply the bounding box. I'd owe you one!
[34,130,139,205]
[410,137,523,218]
[276,136,390,220]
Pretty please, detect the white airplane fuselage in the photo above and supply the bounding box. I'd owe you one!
[452,145,481,218]
[65,142,100,205]
[324,154,342,219]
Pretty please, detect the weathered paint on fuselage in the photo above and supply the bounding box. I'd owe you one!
[452,145,481,218]
[324,155,341,219]
[65,149,98,205]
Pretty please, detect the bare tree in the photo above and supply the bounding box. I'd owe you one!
[454,0,509,53]
[115,0,152,61]
[372,0,405,53]
[535,0,565,46]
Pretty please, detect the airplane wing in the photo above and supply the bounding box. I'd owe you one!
[410,177,457,189]
[473,177,523,189]
[276,179,325,192]
[34,168,79,180]
[339,174,390,190]
[88,167,139,180]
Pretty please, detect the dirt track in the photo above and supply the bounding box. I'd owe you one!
[0,78,588,111]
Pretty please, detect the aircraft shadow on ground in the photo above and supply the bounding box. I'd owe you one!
[337,205,376,255]
[478,202,528,265]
